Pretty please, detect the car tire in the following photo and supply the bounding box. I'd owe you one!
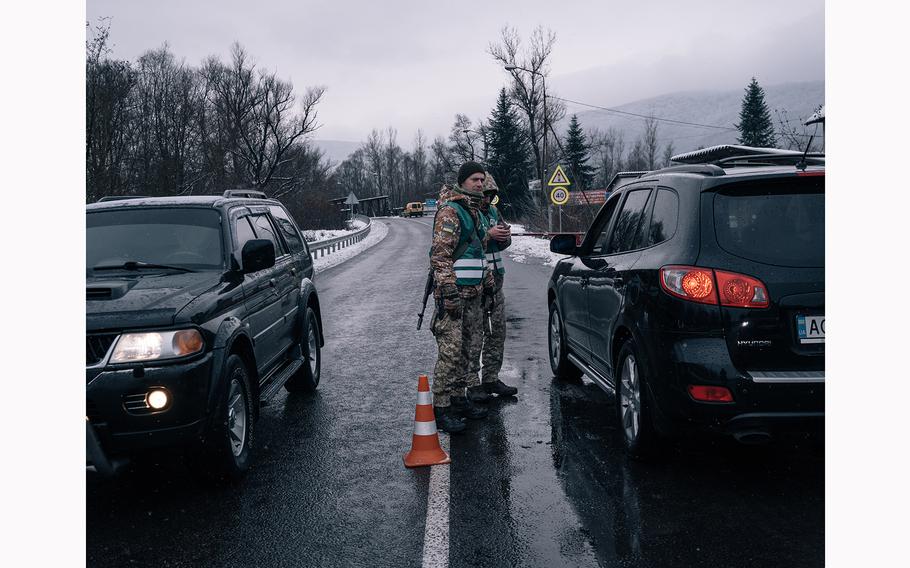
[548,302,582,381]
[285,306,321,392]
[201,354,254,479]
[615,339,662,459]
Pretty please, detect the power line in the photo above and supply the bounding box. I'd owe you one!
[550,95,737,131]
[554,95,824,140]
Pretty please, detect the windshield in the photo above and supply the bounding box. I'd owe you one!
[87,208,224,272]
[713,180,824,268]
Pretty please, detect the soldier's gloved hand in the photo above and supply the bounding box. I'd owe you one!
[440,284,462,318]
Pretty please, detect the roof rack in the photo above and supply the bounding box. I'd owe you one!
[649,164,726,177]
[671,145,809,165]
[97,195,150,202]
[605,171,649,191]
[223,189,268,199]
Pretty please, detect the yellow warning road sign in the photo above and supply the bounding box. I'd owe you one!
[548,164,571,186]
[550,186,570,206]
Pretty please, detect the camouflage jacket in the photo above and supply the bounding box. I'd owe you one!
[431,184,492,298]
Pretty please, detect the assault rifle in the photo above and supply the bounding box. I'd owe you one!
[416,269,435,330]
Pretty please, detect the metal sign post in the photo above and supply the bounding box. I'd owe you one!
[548,165,572,233]
[344,192,360,222]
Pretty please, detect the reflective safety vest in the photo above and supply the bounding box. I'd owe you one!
[443,201,488,286]
[484,205,505,276]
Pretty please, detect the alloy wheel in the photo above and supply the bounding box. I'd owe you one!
[227,378,247,457]
[549,310,561,366]
[619,355,641,442]
[307,312,319,375]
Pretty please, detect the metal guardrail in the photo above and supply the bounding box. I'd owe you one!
[307,214,372,260]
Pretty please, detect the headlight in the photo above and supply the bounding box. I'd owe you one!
[110,329,205,364]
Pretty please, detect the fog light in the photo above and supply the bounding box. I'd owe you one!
[147,389,170,410]
[687,385,734,403]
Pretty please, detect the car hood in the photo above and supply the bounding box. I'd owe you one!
[86,271,221,332]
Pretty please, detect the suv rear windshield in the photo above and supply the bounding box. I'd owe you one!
[87,208,224,271]
[712,180,824,267]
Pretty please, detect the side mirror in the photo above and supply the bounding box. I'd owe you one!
[550,234,579,255]
[241,239,276,274]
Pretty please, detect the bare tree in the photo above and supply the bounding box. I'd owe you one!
[429,136,455,186]
[364,129,384,196]
[448,114,478,163]
[489,26,557,192]
[643,116,659,170]
[87,34,333,216]
[662,141,675,167]
[86,18,136,201]
[626,139,648,171]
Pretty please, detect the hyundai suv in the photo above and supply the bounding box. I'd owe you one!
[86,190,324,478]
[547,146,824,457]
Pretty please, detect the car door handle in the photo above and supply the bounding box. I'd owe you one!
[269,278,277,287]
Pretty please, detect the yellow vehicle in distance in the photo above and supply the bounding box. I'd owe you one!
[403,202,425,217]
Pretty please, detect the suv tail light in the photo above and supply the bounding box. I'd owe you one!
[714,270,769,308]
[660,266,769,308]
[660,266,718,305]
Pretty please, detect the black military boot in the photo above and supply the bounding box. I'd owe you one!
[483,379,518,397]
[466,385,492,404]
[450,395,488,420]
[434,406,467,434]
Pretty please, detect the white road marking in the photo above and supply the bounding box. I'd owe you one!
[421,435,450,568]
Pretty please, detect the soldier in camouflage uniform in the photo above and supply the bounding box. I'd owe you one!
[430,161,493,433]
[466,173,519,403]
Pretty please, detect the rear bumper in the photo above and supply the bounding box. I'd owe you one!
[641,333,824,435]
[722,411,824,434]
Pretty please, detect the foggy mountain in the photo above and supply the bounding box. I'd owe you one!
[560,80,825,154]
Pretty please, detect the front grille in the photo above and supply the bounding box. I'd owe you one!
[123,393,150,414]
[86,334,118,366]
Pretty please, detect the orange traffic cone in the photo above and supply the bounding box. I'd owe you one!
[403,374,451,468]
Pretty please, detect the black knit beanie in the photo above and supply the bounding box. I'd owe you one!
[457,161,486,185]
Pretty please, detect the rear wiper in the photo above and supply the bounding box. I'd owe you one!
[91,261,196,273]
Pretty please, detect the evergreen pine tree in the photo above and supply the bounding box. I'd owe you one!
[735,77,777,147]
[563,115,596,190]
[487,88,534,217]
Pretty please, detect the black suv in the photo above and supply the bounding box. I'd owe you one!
[547,146,824,456]
[86,190,324,478]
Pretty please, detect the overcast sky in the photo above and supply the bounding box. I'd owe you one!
[87,0,824,145]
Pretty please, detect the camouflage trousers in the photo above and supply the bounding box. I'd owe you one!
[431,287,483,407]
[466,279,506,386]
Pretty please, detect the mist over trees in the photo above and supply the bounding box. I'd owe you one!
[85,20,343,228]
[87,20,822,232]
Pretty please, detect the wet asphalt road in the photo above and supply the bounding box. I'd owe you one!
[87,217,824,567]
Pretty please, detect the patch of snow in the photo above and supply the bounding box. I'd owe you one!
[312,220,389,274]
[302,218,366,242]
[506,234,569,267]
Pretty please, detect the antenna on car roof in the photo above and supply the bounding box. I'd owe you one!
[795,134,815,172]
[797,106,824,172]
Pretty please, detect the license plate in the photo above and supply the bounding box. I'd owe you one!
[796,315,825,344]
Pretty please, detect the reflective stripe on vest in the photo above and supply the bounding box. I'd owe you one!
[446,201,487,286]
[484,205,506,276]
